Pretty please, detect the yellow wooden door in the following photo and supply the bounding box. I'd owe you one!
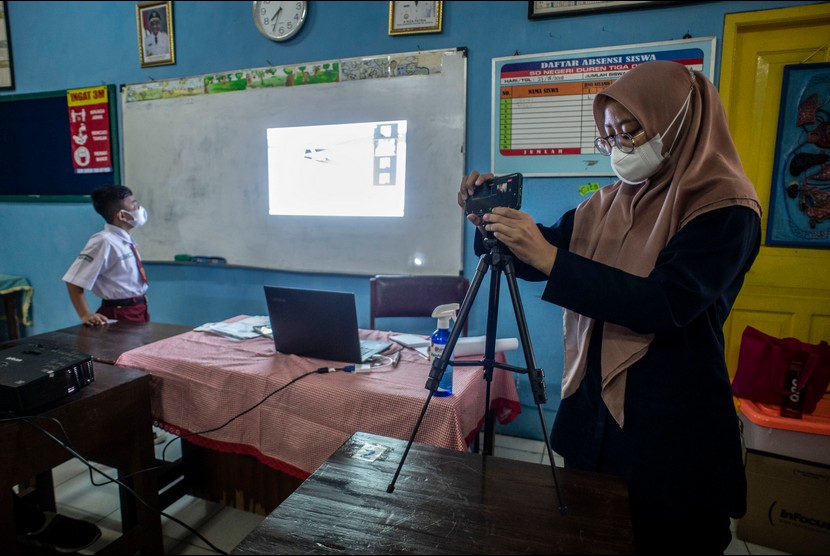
[720,3,830,375]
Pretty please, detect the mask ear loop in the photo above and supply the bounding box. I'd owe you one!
[119,208,135,225]
[665,70,696,156]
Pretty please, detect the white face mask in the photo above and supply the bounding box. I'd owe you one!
[125,206,148,228]
[610,87,693,185]
[611,135,666,185]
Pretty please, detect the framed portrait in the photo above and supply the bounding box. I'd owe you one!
[0,1,14,90]
[137,1,175,68]
[767,62,830,248]
[388,1,443,36]
[528,1,667,19]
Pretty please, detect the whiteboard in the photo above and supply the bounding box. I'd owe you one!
[122,48,466,276]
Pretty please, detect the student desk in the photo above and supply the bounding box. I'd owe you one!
[30,321,192,365]
[0,359,163,555]
[233,432,636,555]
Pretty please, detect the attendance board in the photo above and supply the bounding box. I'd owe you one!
[491,37,715,177]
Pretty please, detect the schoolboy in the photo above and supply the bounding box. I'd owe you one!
[63,184,150,325]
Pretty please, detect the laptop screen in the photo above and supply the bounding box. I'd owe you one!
[263,286,389,364]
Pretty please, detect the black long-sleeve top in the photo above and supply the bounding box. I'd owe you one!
[474,205,761,517]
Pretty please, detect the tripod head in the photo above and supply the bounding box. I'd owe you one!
[482,230,501,251]
[481,231,514,269]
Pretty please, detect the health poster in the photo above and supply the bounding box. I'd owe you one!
[67,85,113,174]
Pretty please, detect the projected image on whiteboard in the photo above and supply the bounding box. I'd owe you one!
[266,120,407,217]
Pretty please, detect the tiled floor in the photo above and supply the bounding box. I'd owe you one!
[40,428,787,555]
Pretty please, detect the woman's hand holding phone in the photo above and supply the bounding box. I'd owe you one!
[457,171,494,227]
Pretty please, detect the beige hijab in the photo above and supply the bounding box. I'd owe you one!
[562,60,761,427]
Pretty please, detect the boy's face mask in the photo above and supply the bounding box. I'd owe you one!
[124,206,148,228]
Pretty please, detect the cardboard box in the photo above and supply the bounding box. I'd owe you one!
[736,451,830,555]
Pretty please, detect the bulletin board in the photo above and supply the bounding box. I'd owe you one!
[0,86,120,201]
[121,48,467,276]
[491,37,715,177]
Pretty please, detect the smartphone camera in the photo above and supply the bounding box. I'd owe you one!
[464,173,523,216]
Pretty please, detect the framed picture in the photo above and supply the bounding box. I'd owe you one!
[0,1,14,90]
[528,1,667,19]
[137,1,175,68]
[389,1,443,36]
[767,62,830,248]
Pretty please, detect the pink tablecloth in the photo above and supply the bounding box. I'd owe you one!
[116,317,521,479]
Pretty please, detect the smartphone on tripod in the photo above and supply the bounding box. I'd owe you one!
[464,173,523,216]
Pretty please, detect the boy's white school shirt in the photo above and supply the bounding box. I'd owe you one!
[63,223,149,301]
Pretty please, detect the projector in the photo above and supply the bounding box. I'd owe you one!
[0,342,94,415]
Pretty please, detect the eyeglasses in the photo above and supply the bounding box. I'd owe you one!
[594,130,646,156]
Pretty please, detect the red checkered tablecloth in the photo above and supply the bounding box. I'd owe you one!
[116,316,521,479]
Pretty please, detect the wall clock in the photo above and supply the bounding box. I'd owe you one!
[253,1,308,42]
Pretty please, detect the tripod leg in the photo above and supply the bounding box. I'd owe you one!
[388,252,490,493]
[502,259,567,515]
[502,261,546,406]
[386,389,435,493]
[479,256,505,456]
[425,252,489,392]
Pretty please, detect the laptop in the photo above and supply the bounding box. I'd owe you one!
[263,286,391,364]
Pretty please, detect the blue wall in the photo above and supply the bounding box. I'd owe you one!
[0,1,817,438]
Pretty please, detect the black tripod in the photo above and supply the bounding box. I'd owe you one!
[386,233,566,514]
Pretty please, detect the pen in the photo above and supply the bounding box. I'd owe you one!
[391,351,401,368]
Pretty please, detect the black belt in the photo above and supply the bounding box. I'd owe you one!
[102,296,146,307]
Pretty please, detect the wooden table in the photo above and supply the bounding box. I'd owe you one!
[0,361,163,555]
[29,321,192,364]
[233,432,636,555]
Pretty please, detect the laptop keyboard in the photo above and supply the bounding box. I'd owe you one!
[359,339,392,362]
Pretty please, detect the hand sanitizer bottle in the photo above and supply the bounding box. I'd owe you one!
[430,303,459,397]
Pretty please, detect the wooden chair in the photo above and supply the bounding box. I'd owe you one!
[369,275,470,335]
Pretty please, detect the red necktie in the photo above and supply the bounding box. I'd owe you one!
[130,243,148,284]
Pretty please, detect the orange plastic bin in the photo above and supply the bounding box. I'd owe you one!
[736,396,830,465]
